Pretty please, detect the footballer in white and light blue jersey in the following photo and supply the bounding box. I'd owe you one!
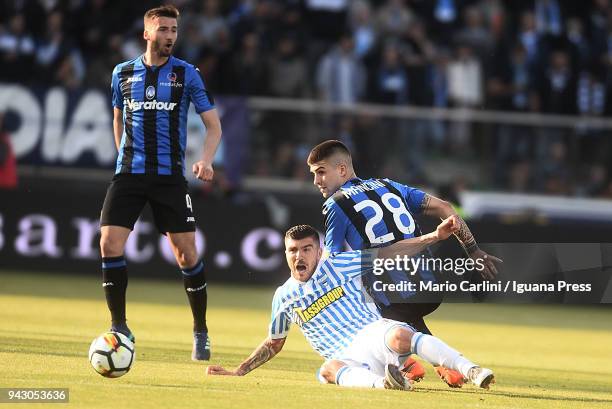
[269,250,381,359]
[207,222,495,391]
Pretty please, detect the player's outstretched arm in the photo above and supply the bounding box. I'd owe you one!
[206,337,285,376]
[421,194,502,279]
[192,109,222,181]
[378,215,459,260]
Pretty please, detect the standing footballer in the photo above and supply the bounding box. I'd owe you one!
[99,5,221,361]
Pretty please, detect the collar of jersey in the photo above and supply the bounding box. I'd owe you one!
[288,275,309,286]
[342,177,363,188]
[139,54,172,70]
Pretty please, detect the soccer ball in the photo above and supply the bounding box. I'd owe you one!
[89,332,135,378]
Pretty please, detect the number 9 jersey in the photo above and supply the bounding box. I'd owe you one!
[322,178,426,254]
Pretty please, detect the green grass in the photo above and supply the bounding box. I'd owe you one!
[1,271,611,409]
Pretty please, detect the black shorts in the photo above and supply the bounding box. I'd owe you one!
[100,174,196,233]
[379,302,441,323]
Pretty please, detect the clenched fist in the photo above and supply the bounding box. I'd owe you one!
[193,161,214,181]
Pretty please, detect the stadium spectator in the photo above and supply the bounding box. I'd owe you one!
[73,0,116,61]
[455,6,494,59]
[0,13,35,82]
[372,40,427,180]
[349,0,377,59]
[532,50,577,179]
[316,32,366,104]
[600,12,612,112]
[84,34,123,88]
[34,11,70,83]
[374,41,408,104]
[193,0,229,48]
[446,44,482,152]
[376,0,415,38]
[478,0,506,38]
[490,44,536,186]
[427,49,451,149]
[590,0,610,50]
[533,50,577,114]
[267,35,308,98]
[517,11,543,68]
[447,44,483,108]
[230,31,267,95]
[265,34,309,164]
[535,0,563,36]
[566,17,591,71]
[403,20,437,106]
[174,20,206,62]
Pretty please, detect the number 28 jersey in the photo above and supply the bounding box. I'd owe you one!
[323,178,426,253]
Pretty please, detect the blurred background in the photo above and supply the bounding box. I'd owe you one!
[1,0,612,283]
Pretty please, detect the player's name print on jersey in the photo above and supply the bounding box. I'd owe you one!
[337,179,386,199]
[324,178,424,251]
[292,286,345,326]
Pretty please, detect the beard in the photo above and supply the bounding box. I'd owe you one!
[152,39,173,57]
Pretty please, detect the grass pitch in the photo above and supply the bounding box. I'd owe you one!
[1,271,611,409]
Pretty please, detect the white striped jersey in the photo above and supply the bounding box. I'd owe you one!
[268,249,381,359]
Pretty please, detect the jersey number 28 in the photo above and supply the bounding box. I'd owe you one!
[353,192,415,245]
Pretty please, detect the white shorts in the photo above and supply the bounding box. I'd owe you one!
[330,319,414,378]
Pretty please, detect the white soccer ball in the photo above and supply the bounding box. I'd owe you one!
[89,332,135,378]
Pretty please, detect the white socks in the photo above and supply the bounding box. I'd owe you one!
[410,332,476,378]
[335,366,385,388]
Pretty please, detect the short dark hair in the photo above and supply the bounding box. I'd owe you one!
[285,225,320,244]
[307,140,351,165]
[144,5,179,22]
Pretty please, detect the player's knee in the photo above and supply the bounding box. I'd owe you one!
[99,235,124,257]
[320,360,345,384]
[386,327,414,354]
[174,246,198,268]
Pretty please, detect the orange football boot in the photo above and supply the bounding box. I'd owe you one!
[435,366,465,388]
[400,357,426,382]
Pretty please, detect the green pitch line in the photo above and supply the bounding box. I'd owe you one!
[1,271,611,409]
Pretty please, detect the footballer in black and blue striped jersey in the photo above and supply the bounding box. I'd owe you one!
[307,140,502,326]
[307,140,502,387]
[111,54,214,175]
[322,177,426,253]
[99,5,222,362]
[321,177,439,308]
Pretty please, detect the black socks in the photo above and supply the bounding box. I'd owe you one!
[102,256,128,325]
[182,261,208,333]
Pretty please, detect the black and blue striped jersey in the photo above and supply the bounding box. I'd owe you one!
[323,178,426,252]
[111,55,215,176]
[322,177,433,304]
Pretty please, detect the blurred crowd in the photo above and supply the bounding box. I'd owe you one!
[2,0,612,198]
